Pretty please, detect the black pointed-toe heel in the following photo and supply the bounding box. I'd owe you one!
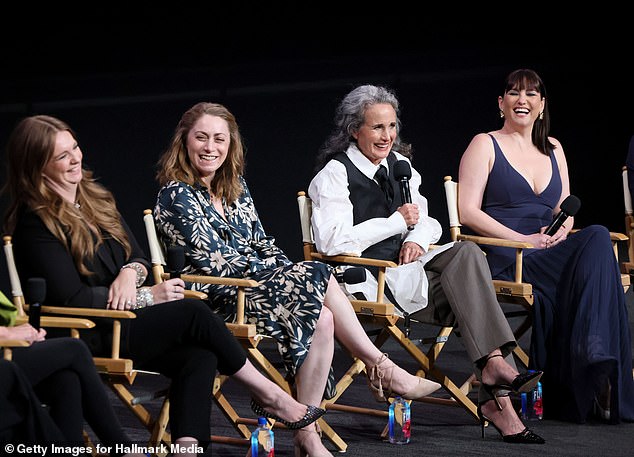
[484,355,543,393]
[506,370,543,393]
[250,399,326,430]
[477,404,545,444]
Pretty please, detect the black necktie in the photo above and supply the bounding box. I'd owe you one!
[374,165,394,204]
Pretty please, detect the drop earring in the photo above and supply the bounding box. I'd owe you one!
[499,110,505,118]
[539,112,544,120]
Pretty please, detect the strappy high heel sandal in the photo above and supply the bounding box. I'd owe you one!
[366,353,441,403]
[250,399,326,429]
[477,385,545,444]
[483,354,543,394]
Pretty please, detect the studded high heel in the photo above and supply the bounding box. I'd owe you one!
[478,386,545,444]
[483,354,543,394]
[250,399,326,430]
[366,353,441,403]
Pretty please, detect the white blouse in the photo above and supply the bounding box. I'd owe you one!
[308,144,453,314]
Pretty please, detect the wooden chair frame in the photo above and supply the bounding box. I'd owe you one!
[443,177,534,368]
[143,209,347,452]
[297,191,479,428]
[444,175,630,369]
[622,165,634,276]
[3,235,172,456]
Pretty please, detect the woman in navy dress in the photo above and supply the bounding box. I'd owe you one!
[458,68,634,423]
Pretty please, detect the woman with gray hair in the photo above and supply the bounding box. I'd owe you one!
[309,84,544,444]
[154,101,442,457]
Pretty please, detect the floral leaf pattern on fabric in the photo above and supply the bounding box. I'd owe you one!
[155,177,336,397]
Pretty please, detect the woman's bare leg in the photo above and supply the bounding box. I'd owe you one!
[293,306,335,456]
[323,276,439,396]
[232,359,314,423]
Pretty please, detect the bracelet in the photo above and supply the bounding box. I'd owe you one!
[132,287,154,310]
[121,262,147,287]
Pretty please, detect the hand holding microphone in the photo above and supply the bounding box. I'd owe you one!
[544,195,581,236]
[159,245,187,302]
[393,160,416,231]
[167,245,186,279]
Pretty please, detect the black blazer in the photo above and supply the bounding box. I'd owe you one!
[12,207,150,310]
[12,208,150,355]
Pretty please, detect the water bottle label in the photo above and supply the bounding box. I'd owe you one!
[402,415,411,440]
[533,396,543,419]
[260,433,274,456]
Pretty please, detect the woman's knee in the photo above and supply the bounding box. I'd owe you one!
[315,306,335,338]
[45,337,93,366]
[179,298,226,326]
[583,224,610,238]
[579,225,613,249]
[63,338,93,360]
[175,348,218,381]
[455,240,489,266]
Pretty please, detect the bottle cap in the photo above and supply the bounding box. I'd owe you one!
[258,417,267,426]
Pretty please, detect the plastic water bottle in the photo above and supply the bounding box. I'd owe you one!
[520,371,543,420]
[388,396,411,444]
[250,417,274,457]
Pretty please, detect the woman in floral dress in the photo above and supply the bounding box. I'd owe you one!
[154,102,441,456]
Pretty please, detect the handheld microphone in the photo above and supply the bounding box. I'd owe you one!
[544,195,581,236]
[166,245,186,279]
[393,160,414,231]
[333,267,366,285]
[25,277,46,330]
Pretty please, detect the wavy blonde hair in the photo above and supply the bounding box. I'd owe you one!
[2,115,131,276]
[156,102,245,203]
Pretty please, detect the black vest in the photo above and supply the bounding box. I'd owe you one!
[334,152,403,263]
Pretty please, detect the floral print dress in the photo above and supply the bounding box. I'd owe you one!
[154,177,335,397]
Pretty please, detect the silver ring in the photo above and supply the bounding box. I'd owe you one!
[126,300,132,306]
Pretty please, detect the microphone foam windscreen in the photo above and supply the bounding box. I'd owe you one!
[342,267,366,285]
[560,195,581,216]
[393,160,412,180]
[166,245,185,272]
[25,277,46,304]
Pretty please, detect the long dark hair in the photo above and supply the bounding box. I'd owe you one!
[2,115,131,275]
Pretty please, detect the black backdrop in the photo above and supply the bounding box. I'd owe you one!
[1,30,632,295]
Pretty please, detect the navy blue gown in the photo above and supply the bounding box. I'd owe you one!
[480,134,634,423]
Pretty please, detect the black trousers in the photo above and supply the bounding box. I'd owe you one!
[125,298,247,444]
[0,358,64,445]
[11,337,129,448]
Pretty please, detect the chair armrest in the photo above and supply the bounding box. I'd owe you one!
[456,234,532,284]
[184,290,208,300]
[162,273,259,288]
[307,252,395,304]
[35,305,137,319]
[162,273,258,327]
[0,339,31,347]
[569,229,628,242]
[15,314,95,329]
[33,306,135,361]
[457,234,533,249]
[1,339,31,360]
[609,232,629,242]
[308,252,397,269]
